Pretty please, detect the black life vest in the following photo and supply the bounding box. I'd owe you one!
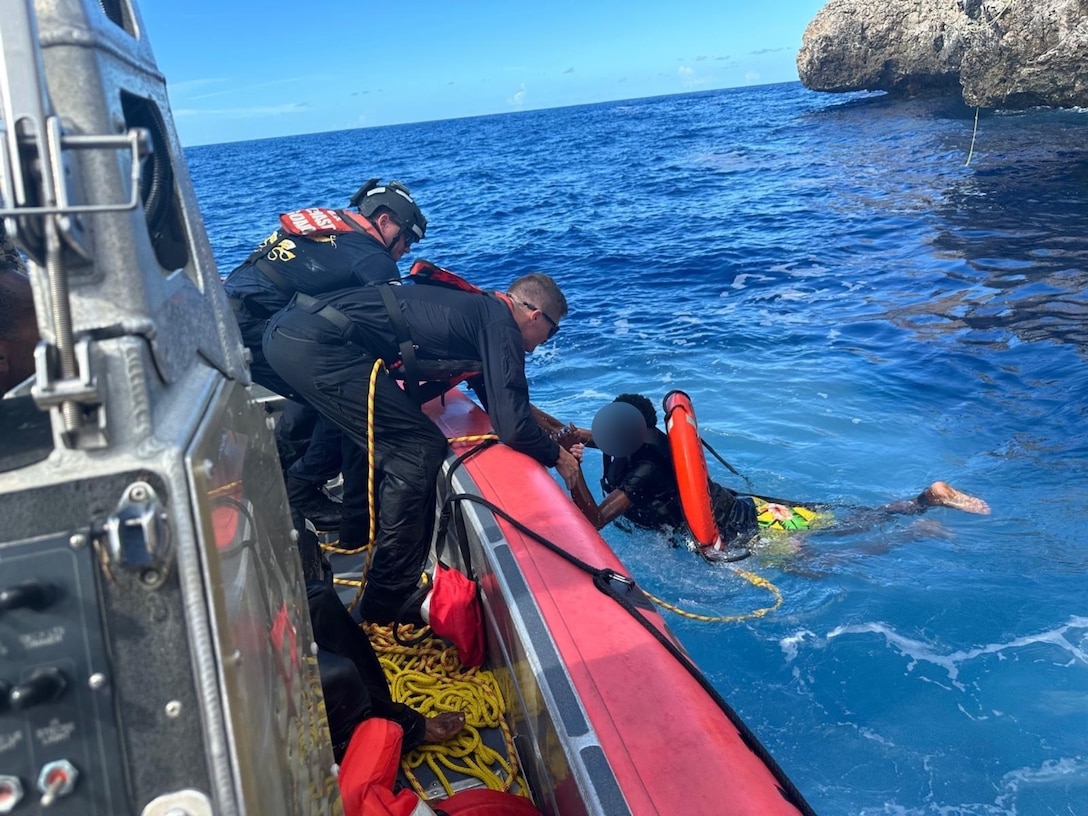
[387,260,489,402]
[602,427,686,529]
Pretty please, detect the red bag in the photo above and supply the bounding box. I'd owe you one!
[339,711,540,816]
[339,719,427,816]
[425,562,485,667]
[436,788,541,815]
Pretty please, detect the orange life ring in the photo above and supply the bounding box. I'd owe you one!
[663,390,721,550]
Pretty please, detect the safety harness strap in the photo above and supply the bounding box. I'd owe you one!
[375,283,422,404]
[293,292,359,339]
[254,257,294,295]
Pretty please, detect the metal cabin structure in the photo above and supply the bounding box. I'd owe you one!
[0,0,338,813]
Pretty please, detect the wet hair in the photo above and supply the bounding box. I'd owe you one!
[508,273,568,320]
[614,393,656,429]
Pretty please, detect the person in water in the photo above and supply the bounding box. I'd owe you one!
[565,394,990,551]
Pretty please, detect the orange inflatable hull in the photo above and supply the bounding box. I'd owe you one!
[423,390,810,815]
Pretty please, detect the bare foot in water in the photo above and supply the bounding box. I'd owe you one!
[921,481,991,515]
[423,711,466,743]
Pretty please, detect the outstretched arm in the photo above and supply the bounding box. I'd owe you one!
[567,462,634,530]
[530,404,592,448]
[530,404,565,435]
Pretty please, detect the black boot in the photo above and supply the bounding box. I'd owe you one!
[286,475,342,530]
[359,583,425,627]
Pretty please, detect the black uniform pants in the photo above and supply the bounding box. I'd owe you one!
[264,309,449,620]
[232,300,348,485]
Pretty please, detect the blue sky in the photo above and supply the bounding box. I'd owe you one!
[139,1,827,146]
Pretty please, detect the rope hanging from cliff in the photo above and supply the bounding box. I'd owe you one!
[965,106,981,166]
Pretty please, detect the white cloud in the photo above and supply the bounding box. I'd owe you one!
[677,64,709,89]
[168,78,229,97]
[173,102,310,118]
[508,83,527,107]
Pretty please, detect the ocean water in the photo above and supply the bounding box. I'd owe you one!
[186,82,1088,815]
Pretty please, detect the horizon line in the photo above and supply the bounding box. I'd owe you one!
[179,78,811,149]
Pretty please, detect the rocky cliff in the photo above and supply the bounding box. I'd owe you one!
[797,0,1088,108]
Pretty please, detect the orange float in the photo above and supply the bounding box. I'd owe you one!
[662,389,721,551]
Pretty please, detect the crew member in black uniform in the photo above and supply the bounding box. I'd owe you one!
[223,179,426,530]
[263,272,581,623]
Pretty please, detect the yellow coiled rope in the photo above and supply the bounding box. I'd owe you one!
[365,622,528,800]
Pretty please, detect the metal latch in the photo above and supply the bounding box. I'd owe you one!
[104,481,171,588]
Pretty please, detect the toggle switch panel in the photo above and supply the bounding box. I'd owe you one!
[0,532,128,813]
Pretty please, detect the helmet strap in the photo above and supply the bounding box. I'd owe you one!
[372,211,402,249]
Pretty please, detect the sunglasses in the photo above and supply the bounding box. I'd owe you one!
[519,300,560,339]
[389,216,417,249]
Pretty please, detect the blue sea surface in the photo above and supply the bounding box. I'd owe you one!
[186,82,1088,815]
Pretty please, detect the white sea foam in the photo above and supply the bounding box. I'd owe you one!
[780,629,816,661]
[779,616,1088,688]
[989,756,1088,815]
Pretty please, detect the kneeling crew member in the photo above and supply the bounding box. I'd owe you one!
[223,179,427,529]
[263,272,580,623]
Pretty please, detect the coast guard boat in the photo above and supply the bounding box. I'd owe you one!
[0,0,814,813]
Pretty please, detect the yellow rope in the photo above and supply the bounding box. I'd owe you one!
[343,358,386,612]
[367,358,381,551]
[206,479,243,498]
[447,433,500,445]
[643,565,783,623]
[365,622,528,801]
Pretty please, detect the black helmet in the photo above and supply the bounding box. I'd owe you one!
[591,401,648,458]
[349,178,427,243]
